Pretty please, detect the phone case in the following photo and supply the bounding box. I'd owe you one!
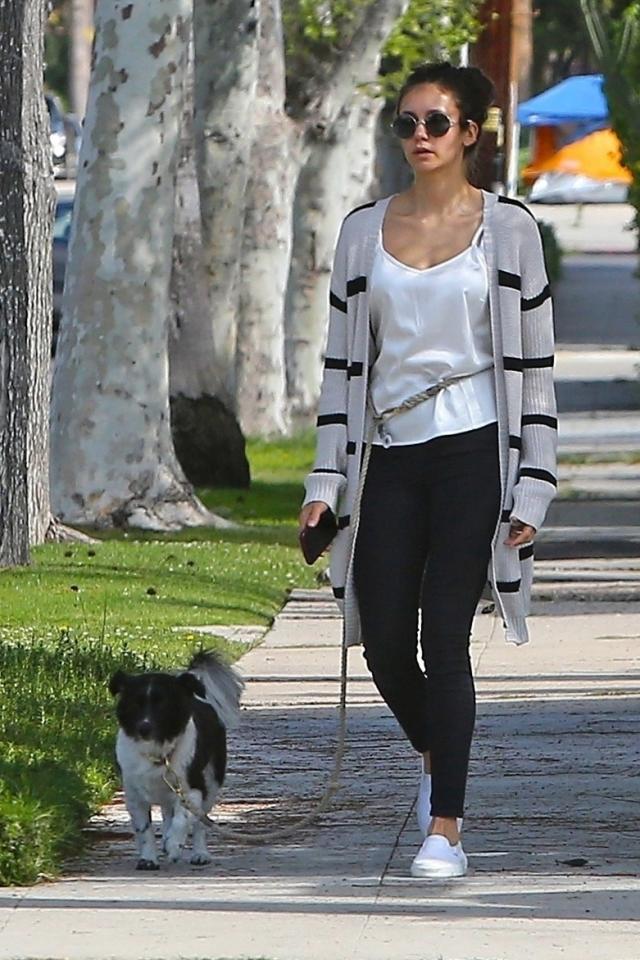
[299,508,338,565]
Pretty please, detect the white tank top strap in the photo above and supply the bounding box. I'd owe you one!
[471,220,484,247]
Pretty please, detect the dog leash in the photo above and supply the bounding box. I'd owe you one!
[162,375,477,843]
[161,642,348,844]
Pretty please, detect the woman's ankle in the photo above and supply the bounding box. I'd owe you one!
[428,816,461,844]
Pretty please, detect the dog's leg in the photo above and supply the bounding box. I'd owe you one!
[124,785,159,871]
[160,798,174,854]
[191,784,219,866]
[165,787,212,864]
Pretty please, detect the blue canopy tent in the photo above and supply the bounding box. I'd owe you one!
[517,74,608,129]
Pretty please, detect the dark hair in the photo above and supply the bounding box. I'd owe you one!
[396,61,496,157]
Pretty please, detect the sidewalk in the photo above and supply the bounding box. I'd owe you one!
[1,589,639,959]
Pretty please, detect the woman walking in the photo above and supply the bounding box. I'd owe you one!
[299,62,557,879]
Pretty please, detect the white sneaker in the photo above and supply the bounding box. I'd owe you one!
[417,770,463,837]
[410,833,468,879]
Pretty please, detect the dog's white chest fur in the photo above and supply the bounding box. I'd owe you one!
[116,719,197,805]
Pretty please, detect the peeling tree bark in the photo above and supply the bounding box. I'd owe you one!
[236,0,296,437]
[283,0,409,427]
[193,0,260,409]
[286,95,381,428]
[50,0,226,531]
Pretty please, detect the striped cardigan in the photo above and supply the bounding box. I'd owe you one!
[303,189,557,647]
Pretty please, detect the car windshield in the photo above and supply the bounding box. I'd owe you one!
[53,199,74,241]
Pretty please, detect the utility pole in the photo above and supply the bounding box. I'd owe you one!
[470,0,532,194]
[69,0,93,118]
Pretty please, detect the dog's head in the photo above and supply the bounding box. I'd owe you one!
[109,670,206,743]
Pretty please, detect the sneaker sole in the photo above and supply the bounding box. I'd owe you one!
[410,858,467,879]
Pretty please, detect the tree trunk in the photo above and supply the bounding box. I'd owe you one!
[193,0,260,409]
[284,0,410,426]
[24,0,56,545]
[286,95,380,428]
[169,38,250,489]
[50,0,222,531]
[0,0,54,566]
[235,0,297,436]
[0,0,29,567]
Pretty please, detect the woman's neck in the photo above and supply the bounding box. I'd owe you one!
[404,169,478,218]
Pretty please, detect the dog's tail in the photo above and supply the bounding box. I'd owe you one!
[187,650,244,730]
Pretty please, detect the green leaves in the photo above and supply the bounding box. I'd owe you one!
[282,0,482,110]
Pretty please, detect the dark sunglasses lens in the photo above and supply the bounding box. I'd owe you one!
[425,112,452,137]
[392,113,417,139]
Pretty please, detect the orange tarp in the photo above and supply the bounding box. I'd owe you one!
[523,128,631,183]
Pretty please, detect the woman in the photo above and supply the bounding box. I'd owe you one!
[299,61,557,879]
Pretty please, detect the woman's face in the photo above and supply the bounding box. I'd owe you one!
[396,82,479,176]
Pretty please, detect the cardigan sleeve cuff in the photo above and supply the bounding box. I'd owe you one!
[510,482,554,533]
[302,472,346,514]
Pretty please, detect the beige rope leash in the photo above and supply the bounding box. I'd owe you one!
[162,643,349,844]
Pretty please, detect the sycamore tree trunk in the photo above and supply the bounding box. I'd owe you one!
[286,95,381,427]
[235,0,297,436]
[50,0,223,531]
[283,0,409,427]
[0,0,54,566]
[169,38,219,401]
[193,0,260,410]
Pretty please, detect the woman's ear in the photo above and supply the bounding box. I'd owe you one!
[463,119,480,148]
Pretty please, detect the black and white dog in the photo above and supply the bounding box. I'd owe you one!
[109,650,243,870]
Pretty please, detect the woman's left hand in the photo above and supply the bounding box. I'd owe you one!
[504,517,536,547]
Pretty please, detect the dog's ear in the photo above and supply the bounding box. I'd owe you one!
[109,671,129,696]
[178,672,206,699]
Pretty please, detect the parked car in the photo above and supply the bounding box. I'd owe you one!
[52,189,74,352]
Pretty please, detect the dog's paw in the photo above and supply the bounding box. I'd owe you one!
[136,858,160,871]
[165,845,184,863]
[190,852,212,866]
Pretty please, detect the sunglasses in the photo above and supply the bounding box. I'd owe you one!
[391,110,467,140]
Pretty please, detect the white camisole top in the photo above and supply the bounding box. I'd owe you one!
[368,220,497,447]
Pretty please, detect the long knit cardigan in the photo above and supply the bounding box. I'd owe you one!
[302,189,558,647]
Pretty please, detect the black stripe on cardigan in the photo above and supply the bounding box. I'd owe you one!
[504,355,554,371]
[522,414,558,429]
[330,291,347,313]
[509,435,522,450]
[347,441,357,455]
[496,579,521,593]
[332,586,345,600]
[522,284,551,311]
[338,515,350,530]
[324,357,348,371]
[347,276,366,297]
[519,467,557,487]
[519,543,535,561]
[497,195,537,221]
[323,358,364,380]
[501,508,512,523]
[317,413,348,427]
[498,270,521,291]
[345,200,376,221]
[311,468,343,475]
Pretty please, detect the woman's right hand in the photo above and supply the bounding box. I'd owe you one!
[298,501,329,532]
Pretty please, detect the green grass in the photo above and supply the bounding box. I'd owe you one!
[0,432,321,886]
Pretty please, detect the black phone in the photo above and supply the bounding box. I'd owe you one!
[299,508,338,565]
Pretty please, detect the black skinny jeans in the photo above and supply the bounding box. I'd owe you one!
[353,422,502,818]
